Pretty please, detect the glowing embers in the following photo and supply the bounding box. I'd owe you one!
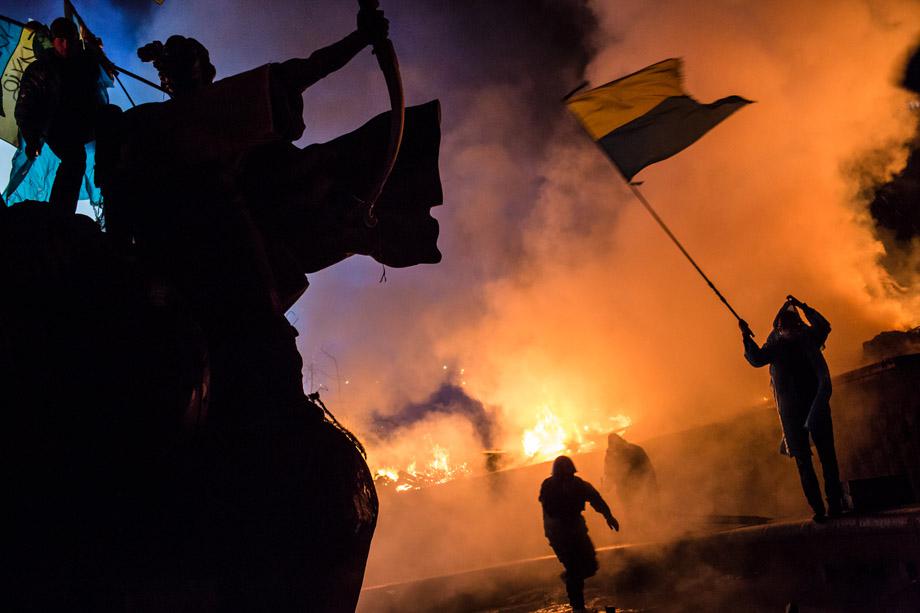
[522,405,632,463]
[373,442,471,493]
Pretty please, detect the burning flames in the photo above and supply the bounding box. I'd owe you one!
[373,405,632,492]
[522,406,632,464]
[373,443,471,493]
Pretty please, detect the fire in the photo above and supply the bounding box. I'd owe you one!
[522,407,570,459]
[372,442,471,493]
[374,467,399,482]
[522,406,631,463]
[370,405,632,492]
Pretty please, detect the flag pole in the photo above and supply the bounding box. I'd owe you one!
[625,180,749,329]
[115,74,136,107]
[109,64,167,95]
[63,0,168,95]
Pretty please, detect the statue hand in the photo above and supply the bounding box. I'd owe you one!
[358,8,389,46]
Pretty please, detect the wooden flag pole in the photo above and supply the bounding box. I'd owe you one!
[626,181,750,331]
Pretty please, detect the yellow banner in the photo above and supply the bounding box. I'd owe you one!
[0,26,38,146]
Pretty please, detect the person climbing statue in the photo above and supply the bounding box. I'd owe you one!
[15,17,107,213]
[740,295,845,522]
[539,455,619,613]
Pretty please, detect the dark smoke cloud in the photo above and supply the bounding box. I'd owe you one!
[903,40,920,94]
[846,44,920,287]
[371,383,496,449]
[868,134,920,243]
[867,45,920,245]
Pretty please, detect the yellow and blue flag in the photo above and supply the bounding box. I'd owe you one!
[0,16,38,146]
[566,58,750,181]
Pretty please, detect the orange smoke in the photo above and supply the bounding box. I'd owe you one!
[423,0,920,444]
[149,0,919,478]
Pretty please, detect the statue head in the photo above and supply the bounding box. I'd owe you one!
[138,35,216,98]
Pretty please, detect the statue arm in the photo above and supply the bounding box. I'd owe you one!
[278,31,368,94]
[277,7,388,94]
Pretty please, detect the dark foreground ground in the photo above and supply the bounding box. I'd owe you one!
[358,505,920,612]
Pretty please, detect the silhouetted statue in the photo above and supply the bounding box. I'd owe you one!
[4,3,441,612]
[740,296,844,521]
[540,455,619,612]
[104,6,440,307]
[603,432,659,533]
[15,18,107,213]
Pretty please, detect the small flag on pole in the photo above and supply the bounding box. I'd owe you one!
[565,58,751,181]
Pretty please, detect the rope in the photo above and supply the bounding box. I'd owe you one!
[307,391,368,459]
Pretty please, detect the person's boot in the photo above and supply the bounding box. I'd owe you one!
[825,480,846,518]
[808,495,827,524]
